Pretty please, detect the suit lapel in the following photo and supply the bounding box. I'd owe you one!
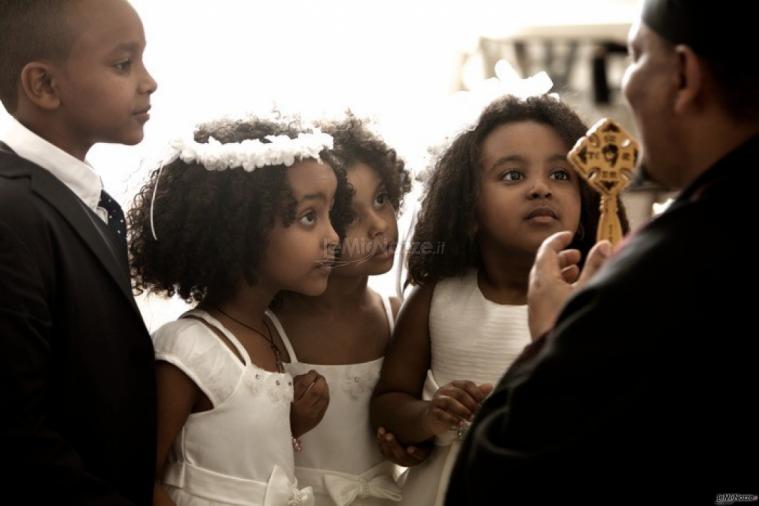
[0,148,140,314]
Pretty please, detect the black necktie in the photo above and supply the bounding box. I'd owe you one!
[98,190,126,244]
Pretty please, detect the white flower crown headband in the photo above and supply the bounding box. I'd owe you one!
[149,130,334,240]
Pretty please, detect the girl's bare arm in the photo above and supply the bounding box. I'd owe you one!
[153,362,203,506]
[371,284,436,445]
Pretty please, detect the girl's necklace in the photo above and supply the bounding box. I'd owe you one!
[211,306,284,373]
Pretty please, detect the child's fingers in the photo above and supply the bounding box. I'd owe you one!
[398,447,426,466]
[431,401,469,425]
[435,391,477,416]
[301,390,329,415]
[407,447,422,461]
[378,431,402,455]
[316,394,330,415]
[296,370,319,384]
[292,370,320,399]
[407,445,431,463]
[450,380,490,403]
[375,428,431,466]
[304,375,329,400]
[439,382,481,411]
[294,376,328,410]
[376,428,410,465]
[478,383,494,396]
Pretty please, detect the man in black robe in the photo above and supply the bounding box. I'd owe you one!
[446,2,759,504]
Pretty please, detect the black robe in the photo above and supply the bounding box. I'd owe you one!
[446,136,759,505]
[0,145,156,505]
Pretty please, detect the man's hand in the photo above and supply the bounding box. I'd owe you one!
[528,231,611,339]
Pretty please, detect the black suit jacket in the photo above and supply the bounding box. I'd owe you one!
[446,137,759,505]
[0,145,156,505]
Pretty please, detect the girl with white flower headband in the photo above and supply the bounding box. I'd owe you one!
[266,115,414,506]
[371,95,630,506]
[127,116,355,506]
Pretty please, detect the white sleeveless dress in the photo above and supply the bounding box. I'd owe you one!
[153,309,314,506]
[268,295,402,506]
[398,271,531,506]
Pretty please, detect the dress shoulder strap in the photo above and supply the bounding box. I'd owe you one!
[184,309,253,366]
[265,309,299,363]
[381,293,395,334]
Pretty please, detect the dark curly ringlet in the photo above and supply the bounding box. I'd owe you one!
[128,117,354,304]
[408,95,629,286]
[319,114,412,211]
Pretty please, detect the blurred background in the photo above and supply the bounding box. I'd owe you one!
[2,0,668,330]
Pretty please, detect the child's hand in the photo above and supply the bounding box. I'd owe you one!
[421,380,492,436]
[376,426,432,467]
[290,370,329,438]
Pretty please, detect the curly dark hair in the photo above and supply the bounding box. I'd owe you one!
[319,114,412,211]
[407,95,629,285]
[128,117,354,304]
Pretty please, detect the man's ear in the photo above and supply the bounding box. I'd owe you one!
[18,61,62,111]
[673,45,703,115]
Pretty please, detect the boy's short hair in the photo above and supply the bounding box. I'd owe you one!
[0,0,80,112]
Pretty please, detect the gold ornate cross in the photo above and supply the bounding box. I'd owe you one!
[568,118,638,245]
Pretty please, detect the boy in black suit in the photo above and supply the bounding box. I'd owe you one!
[0,0,158,503]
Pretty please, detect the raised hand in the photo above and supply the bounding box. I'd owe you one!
[290,369,329,438]
[528,231,612,339]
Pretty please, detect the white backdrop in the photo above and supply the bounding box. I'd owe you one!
[0,0,641,329]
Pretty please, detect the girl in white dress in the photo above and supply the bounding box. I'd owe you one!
[371,95,626,506]
[269,116,414,506]
[127,116,355,506]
